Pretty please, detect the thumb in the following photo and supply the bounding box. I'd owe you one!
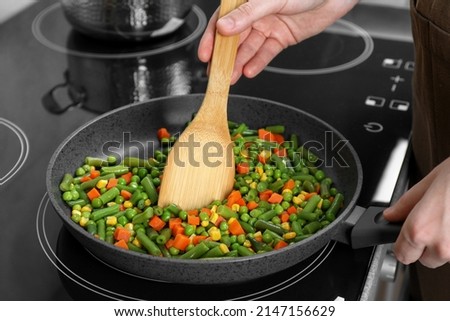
[383,171,436,222]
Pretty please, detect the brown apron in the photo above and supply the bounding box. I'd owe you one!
[409,0,450,300]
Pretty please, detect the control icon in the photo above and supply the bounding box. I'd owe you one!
[365,96,385,107]
[364,122,384,133]
[390,100,410,111]
[382,58,403,69]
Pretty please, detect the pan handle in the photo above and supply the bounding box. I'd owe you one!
[42,71,85,114]
[350,206,402,249]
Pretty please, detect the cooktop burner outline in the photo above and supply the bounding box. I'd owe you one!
[0,118,29,186]
[31,3,207,59]
[264,19,374,75]
[36,193,335,301]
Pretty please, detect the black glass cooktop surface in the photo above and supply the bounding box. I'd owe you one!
[0,0,413,300]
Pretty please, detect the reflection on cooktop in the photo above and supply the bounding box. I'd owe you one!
[266,19,374,75]
[32,3,207,59]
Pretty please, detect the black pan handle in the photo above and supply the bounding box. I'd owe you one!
[42,71,85,114]
[350,206,402,249]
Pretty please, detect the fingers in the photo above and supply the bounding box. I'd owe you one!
[197,8,219,63]
[216,0,287,35]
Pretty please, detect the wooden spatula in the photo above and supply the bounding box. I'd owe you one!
[158,0,246,210]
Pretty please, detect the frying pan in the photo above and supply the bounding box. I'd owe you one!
[46,94,401,284]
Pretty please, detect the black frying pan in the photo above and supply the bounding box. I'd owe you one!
[46,94,401,284]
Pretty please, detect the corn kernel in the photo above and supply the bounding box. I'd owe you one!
[292,196,302,205]
[231,204,240,212]
[123,201,133,208]
[208,227,221,241]
[81,206,92,213]
[79,216,89,227]
[210,212,219,224]
[132,238,142,248]
[71,209,82,217]
[253,231,262,239]
[281,222,291,231]
[283,232,296,240]
[201,220,210,227]
[300,191,308,196]
[317,198,323,209]
[219,243,230,254]
[144,199,151,207]
[211,204,218,214]
[245,179,253,184]
[243,239,252,248]
[256,166,264,175]
[124,223,134,232]
[96,179,108,189]
[249,182,257,189]
[260,173,268,182]
[106,216,117,226]
[282,188,292,194]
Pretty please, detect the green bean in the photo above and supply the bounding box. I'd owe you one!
[258,209,278,221]
[96,219,106,240]
[254,219,285,235]
[98,187,119,205]
[59,173,74,192]
[66,199,87,207]
[91,204,120,221]
[80,173,115,190]
[217,205,239,219]
[146,227,159,242]
[325,193,344,221]
[86,220,97,235]
[140,176,158,204]
[201,246,226,258]
[238,220,255,234]
[127,242,146,254]
[136,230,162,256]
[158,244,172,258]
[132,207,154,224]
[179,242,209,259]
[265,125,285,134]
[302,221,322,234]
[100,165,130,176]
[320,179,331,199]
[85,156,108,167]
[156,228,171,245]
[302,194,322,214]
[237,245,254,256]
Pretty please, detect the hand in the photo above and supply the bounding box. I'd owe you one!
[198,0,359,84]
[384,157,450,268]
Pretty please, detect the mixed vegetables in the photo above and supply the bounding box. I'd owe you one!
[58,121,344,259]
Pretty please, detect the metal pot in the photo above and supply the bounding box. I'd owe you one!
[60,0,194,41]
[46,94,401,284]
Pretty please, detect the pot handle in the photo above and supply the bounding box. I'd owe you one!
[350,206,402,249]
[42,71,85,114]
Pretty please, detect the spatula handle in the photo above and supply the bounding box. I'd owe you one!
[200,0,247,116]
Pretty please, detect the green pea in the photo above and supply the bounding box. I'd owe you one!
[91,197,103,209]
[184,224,195,236]
[117,215,128,226]
[62,191,73,201]
[219,221,229,232]
[169,247,180,256]
[179,210,188,220]
[75,167,86,176]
